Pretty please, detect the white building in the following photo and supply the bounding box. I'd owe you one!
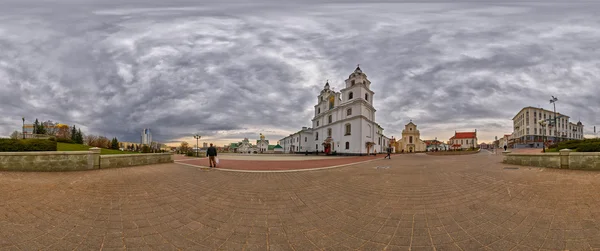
[141,128,152,145]
[449,131,478,150]
[512,106,584,147]
[280,66,389,155]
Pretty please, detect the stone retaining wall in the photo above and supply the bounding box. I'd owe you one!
[0,148,173,172]
[0,151,94,171]
[503,149,600,170]
[503,153,561,168]
[100,153,174,169]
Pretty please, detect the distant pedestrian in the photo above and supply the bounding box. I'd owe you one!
[503,145,507,151]
[384,147,392,159]
[207,143,218,168]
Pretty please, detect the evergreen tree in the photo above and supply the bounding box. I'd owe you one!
[33,119,40,134]
[71,125,77,141]
[111,137,119,150]
[76,129,83,144]
[36,120,47,135]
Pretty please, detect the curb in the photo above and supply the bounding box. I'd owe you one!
[173,158,385,173]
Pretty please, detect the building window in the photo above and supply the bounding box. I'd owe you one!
[365,93,369,101]
[318,108,320,114]
[327,128,332,137]
[379,137,381,145]
[466,140,469,144]
[329,96,335,110]
[409,136,413,144]
[305,137,307,142]
[345,142,350,149]
[317,121,319,127]
[351,80,355,85]
[345,123,351,135]
[349,92,353,100]
[316,144,318,150]
[328,115,332,124]
[315,132,319,141]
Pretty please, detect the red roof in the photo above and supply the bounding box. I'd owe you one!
[454,132,476,139]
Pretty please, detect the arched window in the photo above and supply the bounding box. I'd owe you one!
[347,108,352,116]
[316,121,319,126]
[349,92,353,100]
[365,93,369,101]
[318,108,320,114]
[345,142,350,149]
[345,123,351,135]
[328,115,332,124]
[327,128,332,137]
[351,80,355,85]
[315,132,319,141]
[409,136,413,144]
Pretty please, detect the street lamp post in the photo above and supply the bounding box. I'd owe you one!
[550,96,558,143]
[22,117,25,139]
[193,134,201,157]
[539,121,546,153]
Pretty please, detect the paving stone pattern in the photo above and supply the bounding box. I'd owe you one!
[2,152,600,250]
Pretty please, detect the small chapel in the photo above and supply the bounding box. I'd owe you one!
[396,121,427,153]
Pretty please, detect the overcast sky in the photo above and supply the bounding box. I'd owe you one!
[1,0,599,146]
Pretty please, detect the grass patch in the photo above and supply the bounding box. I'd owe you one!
[57,142,139,155]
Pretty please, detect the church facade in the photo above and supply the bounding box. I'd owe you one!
[280,66,390,155]
[396,121,427,153]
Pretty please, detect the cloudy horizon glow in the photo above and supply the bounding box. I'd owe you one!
[1,0,599,147]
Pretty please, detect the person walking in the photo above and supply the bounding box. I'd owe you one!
[207,143,218,168]
[384,147,392,159]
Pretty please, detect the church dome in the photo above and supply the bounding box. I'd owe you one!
[260,133,265,140]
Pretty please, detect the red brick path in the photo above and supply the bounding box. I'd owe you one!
[176,154,385,171]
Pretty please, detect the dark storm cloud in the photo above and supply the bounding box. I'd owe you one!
[1,0,600,145]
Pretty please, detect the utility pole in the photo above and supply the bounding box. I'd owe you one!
[22,117,25,139]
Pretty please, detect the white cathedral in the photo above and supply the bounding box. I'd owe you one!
[280,66,390,155]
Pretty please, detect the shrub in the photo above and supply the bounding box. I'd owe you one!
[56,138,74,144]
[0,139,57,152]
[576,143,600,152]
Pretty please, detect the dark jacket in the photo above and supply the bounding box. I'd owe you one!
[387,147,392,154]
[206,146,217,157]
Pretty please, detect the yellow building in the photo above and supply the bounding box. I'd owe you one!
[397,121,427,153]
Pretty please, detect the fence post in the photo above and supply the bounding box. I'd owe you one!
[89,147,101,169]
[559,149,571,169]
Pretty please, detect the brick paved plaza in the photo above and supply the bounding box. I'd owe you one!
[2,151,600,250]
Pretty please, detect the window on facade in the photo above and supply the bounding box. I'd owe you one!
[365,93,368,101]
[379,137,381,145]
[328,115,332,124]
[344,124,351,135]
[461,140,463,144]
[347,108,352,116]
[315,132,319,141]
[316,144,318,150]
[329,96,335,110]
[345,142,350,149]
[351,80,355,85]
[409,136,413,144]
[327,128,332,137]
[316,121,319,126]
[305,137,307,142]
[349,92,353,99]
[318,108,320,114]
[534,128,537,134]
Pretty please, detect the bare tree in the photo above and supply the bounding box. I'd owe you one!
[85,135,98,146]
[10,131,20,139]
[180,141,189,153]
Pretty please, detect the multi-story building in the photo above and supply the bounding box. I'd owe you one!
[512,106,584,147]
[280,66,389,155]
[141,128,152,145]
